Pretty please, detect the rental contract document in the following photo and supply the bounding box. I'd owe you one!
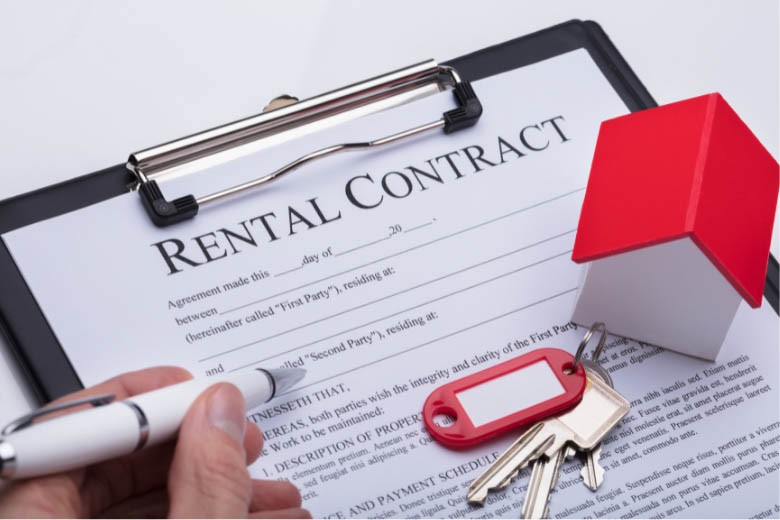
[4,50,779,518]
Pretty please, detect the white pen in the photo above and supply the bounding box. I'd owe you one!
[0,367,305,480]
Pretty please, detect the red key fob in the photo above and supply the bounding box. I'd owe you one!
[423,348,586,448]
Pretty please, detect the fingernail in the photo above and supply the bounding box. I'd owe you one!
[207,384,246,443]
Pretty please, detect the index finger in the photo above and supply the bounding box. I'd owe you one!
[46,365,192,409]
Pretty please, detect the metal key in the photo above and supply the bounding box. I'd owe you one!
[520,337,617,517]
[578,359,611,491]
[521,445,576,519]
[522,361,613,518]
[467,369,629,505]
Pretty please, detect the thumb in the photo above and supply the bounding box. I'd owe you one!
[168,383,251,518]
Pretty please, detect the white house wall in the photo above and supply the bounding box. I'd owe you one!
[571,237,742,360]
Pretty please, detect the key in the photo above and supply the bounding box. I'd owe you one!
[579,444,605,491]
[578,359,611,491]
[521,445,576,519]
[467,369,629,505]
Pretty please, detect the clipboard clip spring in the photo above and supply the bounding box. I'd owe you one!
[128,61,482,227]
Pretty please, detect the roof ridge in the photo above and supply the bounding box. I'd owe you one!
[684,94,718,231]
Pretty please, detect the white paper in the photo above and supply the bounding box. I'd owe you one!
[4,50,779,518]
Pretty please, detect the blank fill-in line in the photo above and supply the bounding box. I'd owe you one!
[217,247,573,368]
[275,265,304,278]
[280,287,578,395]
[404,221,433,233]
[218,187,584,315]
[335,236,391,257]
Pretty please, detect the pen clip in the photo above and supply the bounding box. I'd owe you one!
[1,393,116,436]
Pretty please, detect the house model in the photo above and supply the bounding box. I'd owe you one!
[571,93,778,360]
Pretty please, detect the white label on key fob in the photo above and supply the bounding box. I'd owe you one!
[456,360,565,427]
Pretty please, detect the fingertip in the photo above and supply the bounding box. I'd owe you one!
[202,383,247,443]
[128,365,192,385]
[175,382,249,469]
[157,365,194,381]
[123,366,194,395]
[168,383,253,517]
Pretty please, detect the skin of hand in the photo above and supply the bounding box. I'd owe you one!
[0,366,311,519]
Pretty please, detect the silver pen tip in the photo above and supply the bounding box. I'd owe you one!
[262,367,306,396]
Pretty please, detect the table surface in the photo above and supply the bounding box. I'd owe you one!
[0,0,777,426]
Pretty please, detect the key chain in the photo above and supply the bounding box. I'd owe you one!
[466,322,630,510]
[577,322,611,387]
[423,323,607,448]
[422,325,607,448]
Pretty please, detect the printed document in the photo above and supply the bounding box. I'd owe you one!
[4,50,778,518]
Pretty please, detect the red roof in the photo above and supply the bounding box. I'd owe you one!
[573,93,778,308]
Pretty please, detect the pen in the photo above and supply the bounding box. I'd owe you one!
[0,367,305,480]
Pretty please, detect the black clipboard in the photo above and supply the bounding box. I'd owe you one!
[1,19,777,404]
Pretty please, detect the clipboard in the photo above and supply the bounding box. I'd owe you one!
[1,19,777,404]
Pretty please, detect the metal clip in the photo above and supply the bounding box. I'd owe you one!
[129,60,482,227]
[1,393,116,436]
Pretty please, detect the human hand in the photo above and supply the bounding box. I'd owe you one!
[0,366,310,518]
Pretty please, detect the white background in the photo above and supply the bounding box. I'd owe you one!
[0,1,777,426]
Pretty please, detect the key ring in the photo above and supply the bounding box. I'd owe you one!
[572,322,608,370]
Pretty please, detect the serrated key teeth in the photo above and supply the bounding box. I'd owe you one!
[564,446,577,460]
[538,439,561,461]
[579,470,598,491]
[466,489,487,505]
[498,468,520,489]
[579,459,605,492]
